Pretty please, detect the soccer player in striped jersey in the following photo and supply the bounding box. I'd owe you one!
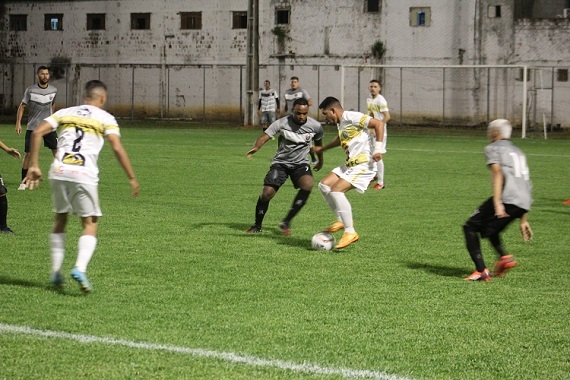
[15,66,58,190]
[258,80,280,132]
[463,119,533,281]
[315,97,385,249]
[25,80,139,293]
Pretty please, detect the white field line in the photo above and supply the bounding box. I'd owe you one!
[0,323,415,380]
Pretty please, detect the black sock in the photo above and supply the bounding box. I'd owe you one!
[283,189,311,225]
[463,224,486,272]
[21,168,28,181]
[254,196,270,227]
[0,195,8,229]
[309,151,316,161]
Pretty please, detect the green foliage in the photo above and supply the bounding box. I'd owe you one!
[271,26,289,46]
[371,40,386,60]
[1,124,569,379]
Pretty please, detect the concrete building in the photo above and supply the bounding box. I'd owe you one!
[1,0,569,127]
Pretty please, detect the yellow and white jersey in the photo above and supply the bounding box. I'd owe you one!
[337,110,372,167]
[366,94,389,121]
[45,105,120,185]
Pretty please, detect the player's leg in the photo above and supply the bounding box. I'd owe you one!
[279,166,313,234]
[49,179,73,286]
[0,174,13,233]
[374,159,385,189]
[318,171,344,231]
[246,165,285,233]
[486,204,525,276]
[463,198,493,281]
[19,131,33,189]
[69,183,102,293]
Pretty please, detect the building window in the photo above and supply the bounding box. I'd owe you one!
[45,14,63,30]
[181,12,202,30]
[488,5,502,18]
[87,14,106,30]
[557,69,568,82]
[410,7,431,27]
[131,13,151,30]
[232,11,247,29]
[366,0,380,13]
[275,9,290,24]
[9,14,27,31]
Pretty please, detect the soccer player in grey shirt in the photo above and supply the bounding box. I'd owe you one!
[15,65,58,190]
[463,119,533,282]
[245,98,324,235]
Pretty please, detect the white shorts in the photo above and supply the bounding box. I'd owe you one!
[50,179,102,217]
[332,163,376,194]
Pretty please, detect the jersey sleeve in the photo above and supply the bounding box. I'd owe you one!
[264,119,281,138]
[21,88,30,104]
[485,145,500,165]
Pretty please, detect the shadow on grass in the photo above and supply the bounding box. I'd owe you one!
[404,261,467,278]
[0,275,84,296]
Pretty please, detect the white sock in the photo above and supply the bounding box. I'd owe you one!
[377,159,385,184]
[50,233,66,273]
[318,182,340,220]
[329,192,355,233]
[75,235,97,273]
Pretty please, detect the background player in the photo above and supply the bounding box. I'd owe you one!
[15,65,58,190]
[366,79,390,189]
[258,80,280,133]
[0,140,22,233]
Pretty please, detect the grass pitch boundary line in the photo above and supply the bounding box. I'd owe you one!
[0,323,414,380]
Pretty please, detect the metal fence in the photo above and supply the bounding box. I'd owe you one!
[2,61,569,131]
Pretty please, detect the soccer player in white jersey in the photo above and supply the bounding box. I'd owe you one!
[246,98,323,236]
[366,80,390,189]
[314,97,385,249]
[463,119,533,282]
[25,80,140,293]
[15,66,58,190]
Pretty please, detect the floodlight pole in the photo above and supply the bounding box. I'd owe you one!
[245,0,259,126]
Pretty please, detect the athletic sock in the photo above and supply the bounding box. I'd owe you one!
[21,169,28,182]
[283,189,311,224]
[329,192,355,233]
[318,182,339,219]
[377,159,385,184]
[75,235,97,273]
[0,195,7,228]
[254,196,270,227]
[463,224,486,272]
[50,233,66,273]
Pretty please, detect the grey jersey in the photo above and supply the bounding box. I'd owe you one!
[21,83,57,130]
[283,87,310,115]
[485,139,532,211]
[264,116,323,167]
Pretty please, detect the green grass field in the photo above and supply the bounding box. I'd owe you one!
[0,122,569,379]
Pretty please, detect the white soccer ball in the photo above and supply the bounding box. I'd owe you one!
[311,232,335,251]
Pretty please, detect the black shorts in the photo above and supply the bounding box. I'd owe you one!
[263,163,312,190]
[465,197,527,238]
[25,130,58,152]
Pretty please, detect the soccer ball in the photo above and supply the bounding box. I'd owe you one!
[311,232,335,251]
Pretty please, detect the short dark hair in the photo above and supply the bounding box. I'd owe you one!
[292,98,309,108]
[264,80,270,84]
[37,65,49,74]
[369,79,381,85]
[84,80,107,98]
[290,76,299,81]
[319,96,341,110]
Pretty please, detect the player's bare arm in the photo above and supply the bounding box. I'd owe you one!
[107,134,139,198]
[314,136,340,154]
[520,213,533,242]
[24,121,53,190]
[15,103,26,135]
[313,139,324,171]
[0,140,21,160]
[368,118,385,162]
[246,133,271,158]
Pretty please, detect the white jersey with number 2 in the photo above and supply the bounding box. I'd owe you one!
[45,105,120,186]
